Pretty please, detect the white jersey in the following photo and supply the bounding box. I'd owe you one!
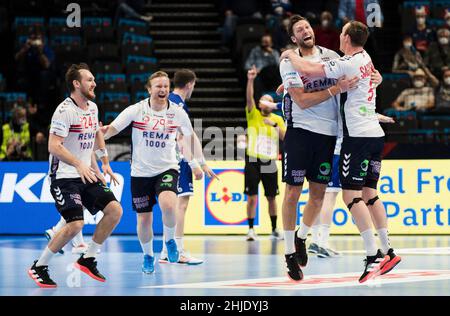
[110,98,193,177]
[323,50,385,137]
[48,97,99,180]
[280,46,340,136]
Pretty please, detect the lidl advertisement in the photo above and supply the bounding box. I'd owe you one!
[0,160,449,234]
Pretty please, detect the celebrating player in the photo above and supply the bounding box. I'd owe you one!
[28,63,122,288]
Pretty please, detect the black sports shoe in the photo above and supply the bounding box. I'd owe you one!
[28,260,57,288]
[295,230,308,267]
[74,255,106,282]
[359,250,389,283]
[285,253,303,282]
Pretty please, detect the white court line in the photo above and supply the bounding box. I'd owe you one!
[340,247,450,255]
[141,269,450,291]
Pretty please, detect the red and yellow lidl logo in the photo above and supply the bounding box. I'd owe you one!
[204,169,258,226]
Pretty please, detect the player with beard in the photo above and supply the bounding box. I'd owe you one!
[101,71,208,274]
[281,21,401,283]
[28,63,123,288]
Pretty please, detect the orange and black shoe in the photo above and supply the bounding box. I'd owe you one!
[285,253,303,282]
[380,248,401,275]
[28,260,57,288]
[74,255,106,282]
[294,230,308,267]
[359,250,389,283]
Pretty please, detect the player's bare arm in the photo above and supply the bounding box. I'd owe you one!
[280,49,326,77]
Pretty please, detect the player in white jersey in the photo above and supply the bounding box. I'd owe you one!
[281,21,402,283]
[28,64,123,288]
[279,15,361,282]
[309,114,394,258]
[101,71,208,274]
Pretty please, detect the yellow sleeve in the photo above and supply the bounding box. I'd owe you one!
[275,115,286,132]
[245,105,256,120]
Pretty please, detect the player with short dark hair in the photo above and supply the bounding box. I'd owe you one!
[28,63,123,288]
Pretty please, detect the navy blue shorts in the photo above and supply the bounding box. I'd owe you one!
[177,159,194,196]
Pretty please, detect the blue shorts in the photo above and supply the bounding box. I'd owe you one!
[326,154,341,192]
[177,160,194,196]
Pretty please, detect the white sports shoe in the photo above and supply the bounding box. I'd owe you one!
[178,252,204,265]
[246,228,257,241]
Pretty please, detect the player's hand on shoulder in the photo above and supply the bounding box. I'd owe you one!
[279,49,294,61]
[371,69,383,86]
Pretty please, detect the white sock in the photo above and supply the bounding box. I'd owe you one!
[377,228,391,253]
[161,235,167,254]
[163,225,176,242]
[36,247,56,267]
[140,240,154,257]
[175,236,184,252]
[85,241,102,258]
[71,231,85,247]
[53,217,66,232]
[361,229,378,256]
[311,225,320,244]
[296,222,310,239]
[284,230,296,255]
[319,224,331,249]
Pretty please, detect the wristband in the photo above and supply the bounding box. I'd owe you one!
[188,159,200,169]
[327,88,333,97]
[198,157,206,166]
[95,148,108,159]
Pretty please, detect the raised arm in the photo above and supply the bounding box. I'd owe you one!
[246,65,257,112]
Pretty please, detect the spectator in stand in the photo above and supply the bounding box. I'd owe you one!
[27,103,48,160]
[244,34,280,100]
[391,69,435,112]
[410,6,436,56]
[314,11,340,52]
[14,30,55,107]
[436,69,450,110]
[270,0,292,17]
[272,15,291,51]
[392,34,424,76]
[220,0,266,47]
[0,107,32,161]
[244,34,280,72]
[424,28,450,79]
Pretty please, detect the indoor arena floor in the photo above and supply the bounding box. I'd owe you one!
[0,235,449,296]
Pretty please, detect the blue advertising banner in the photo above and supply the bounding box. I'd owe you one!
[0,162,164,234]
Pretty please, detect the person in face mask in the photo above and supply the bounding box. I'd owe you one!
[245,34,280,73]
[411,7,436,55]
[392,68,435,112]
[436,69,450,110]
[0,107,32,161]
[313,11,340,52]
[392,35,428,76]
[424,28,450,78]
